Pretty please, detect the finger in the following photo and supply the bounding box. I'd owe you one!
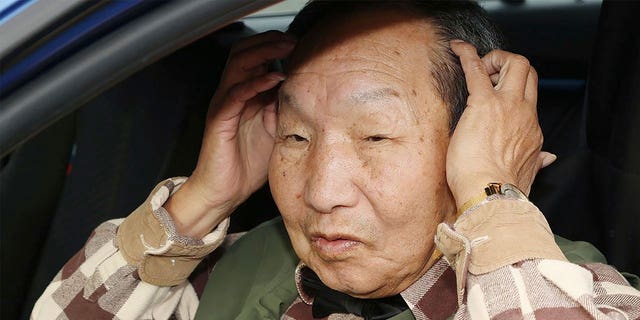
[230,40,296,72]
[450,40,493,97]
[481,49,531,97]
[215,72,285,122]
[230,30,296,55]
[242,64,269,80]
[223,40,295,85]
[489,73,500,86]
[240,88,278,128]
[539,151,557,168]
[263,98,278,138]
[524,66,538,103]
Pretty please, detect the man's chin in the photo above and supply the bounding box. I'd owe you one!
[310,259,403,299]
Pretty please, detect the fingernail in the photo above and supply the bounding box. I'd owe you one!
[541,153,558,168]
[450,39,465,45]
[269,73,286,81]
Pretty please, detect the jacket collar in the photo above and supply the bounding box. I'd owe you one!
[290,258,457,319]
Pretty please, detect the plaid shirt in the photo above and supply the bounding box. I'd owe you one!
[32,179,640,319]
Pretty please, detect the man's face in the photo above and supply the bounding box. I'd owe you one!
[269,10,456,298]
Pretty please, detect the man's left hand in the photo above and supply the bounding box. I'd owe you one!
[446,41,556,210]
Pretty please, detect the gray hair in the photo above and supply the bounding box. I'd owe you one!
[287,0,506,132]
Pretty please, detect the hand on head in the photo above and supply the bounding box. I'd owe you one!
[447,40,555,208]
[164,31,296,238]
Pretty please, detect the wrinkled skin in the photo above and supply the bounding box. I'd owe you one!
[165,8,549,299]
[269,11,455,298]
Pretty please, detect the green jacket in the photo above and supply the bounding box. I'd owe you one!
[194,217,638,320]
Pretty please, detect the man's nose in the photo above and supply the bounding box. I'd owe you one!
[304,141,359,214]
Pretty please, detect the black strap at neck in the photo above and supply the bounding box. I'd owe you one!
[300,267,409,320]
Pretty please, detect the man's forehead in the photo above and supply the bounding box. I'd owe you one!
[280,86,402,108]
[286,8,437,73]
[277,8,447,125]
[278,69,426,126]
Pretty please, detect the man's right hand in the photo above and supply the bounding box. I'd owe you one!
[164,31,296,239]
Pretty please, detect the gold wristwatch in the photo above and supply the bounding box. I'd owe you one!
[484,182,527,200]
[457,182,527,216]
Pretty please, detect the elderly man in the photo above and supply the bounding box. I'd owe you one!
[33,1,640,319]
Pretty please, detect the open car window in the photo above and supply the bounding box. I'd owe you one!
[4,1,640,319]
[0,0,280,157]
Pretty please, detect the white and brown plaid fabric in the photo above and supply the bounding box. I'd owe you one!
[32,179,640,320]
[33,219,198,319]
[283,258,640,320]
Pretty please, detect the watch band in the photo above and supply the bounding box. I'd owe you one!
[456,182,527,216]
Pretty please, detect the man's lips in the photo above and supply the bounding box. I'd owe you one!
[310,233,362,257]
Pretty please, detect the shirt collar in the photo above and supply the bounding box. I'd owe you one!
[293,258,458,319]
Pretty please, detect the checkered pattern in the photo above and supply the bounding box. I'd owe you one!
[31,179,640,320]
[32,219,200,320]
[283,259,640,320]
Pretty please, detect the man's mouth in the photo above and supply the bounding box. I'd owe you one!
[310,233,361,258]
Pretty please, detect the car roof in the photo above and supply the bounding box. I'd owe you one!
[0,0,602,157]
[0,0,280,157]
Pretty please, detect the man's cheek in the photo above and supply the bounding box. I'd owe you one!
[269,152,292,209]
[270,146,298,180]
[364,152,422,190]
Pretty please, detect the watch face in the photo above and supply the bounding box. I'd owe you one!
[501,183,527,200]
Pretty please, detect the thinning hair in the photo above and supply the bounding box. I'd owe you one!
[287,0,506,132]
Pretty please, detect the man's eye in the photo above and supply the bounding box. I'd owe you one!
[286,134,308,142]
[365,135,388,142]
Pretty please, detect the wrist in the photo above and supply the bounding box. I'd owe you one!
[450,174,516,210]
[164,179,235,239]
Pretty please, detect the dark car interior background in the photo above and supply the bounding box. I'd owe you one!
[1,1,639,319]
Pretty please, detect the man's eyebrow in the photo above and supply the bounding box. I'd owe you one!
[350,88,401,105]
[279,91,302,109]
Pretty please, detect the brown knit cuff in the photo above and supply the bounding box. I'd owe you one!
[435,198,567,303]
[117,178,229,286]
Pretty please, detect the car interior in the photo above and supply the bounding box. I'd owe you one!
[1,0,639,319]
